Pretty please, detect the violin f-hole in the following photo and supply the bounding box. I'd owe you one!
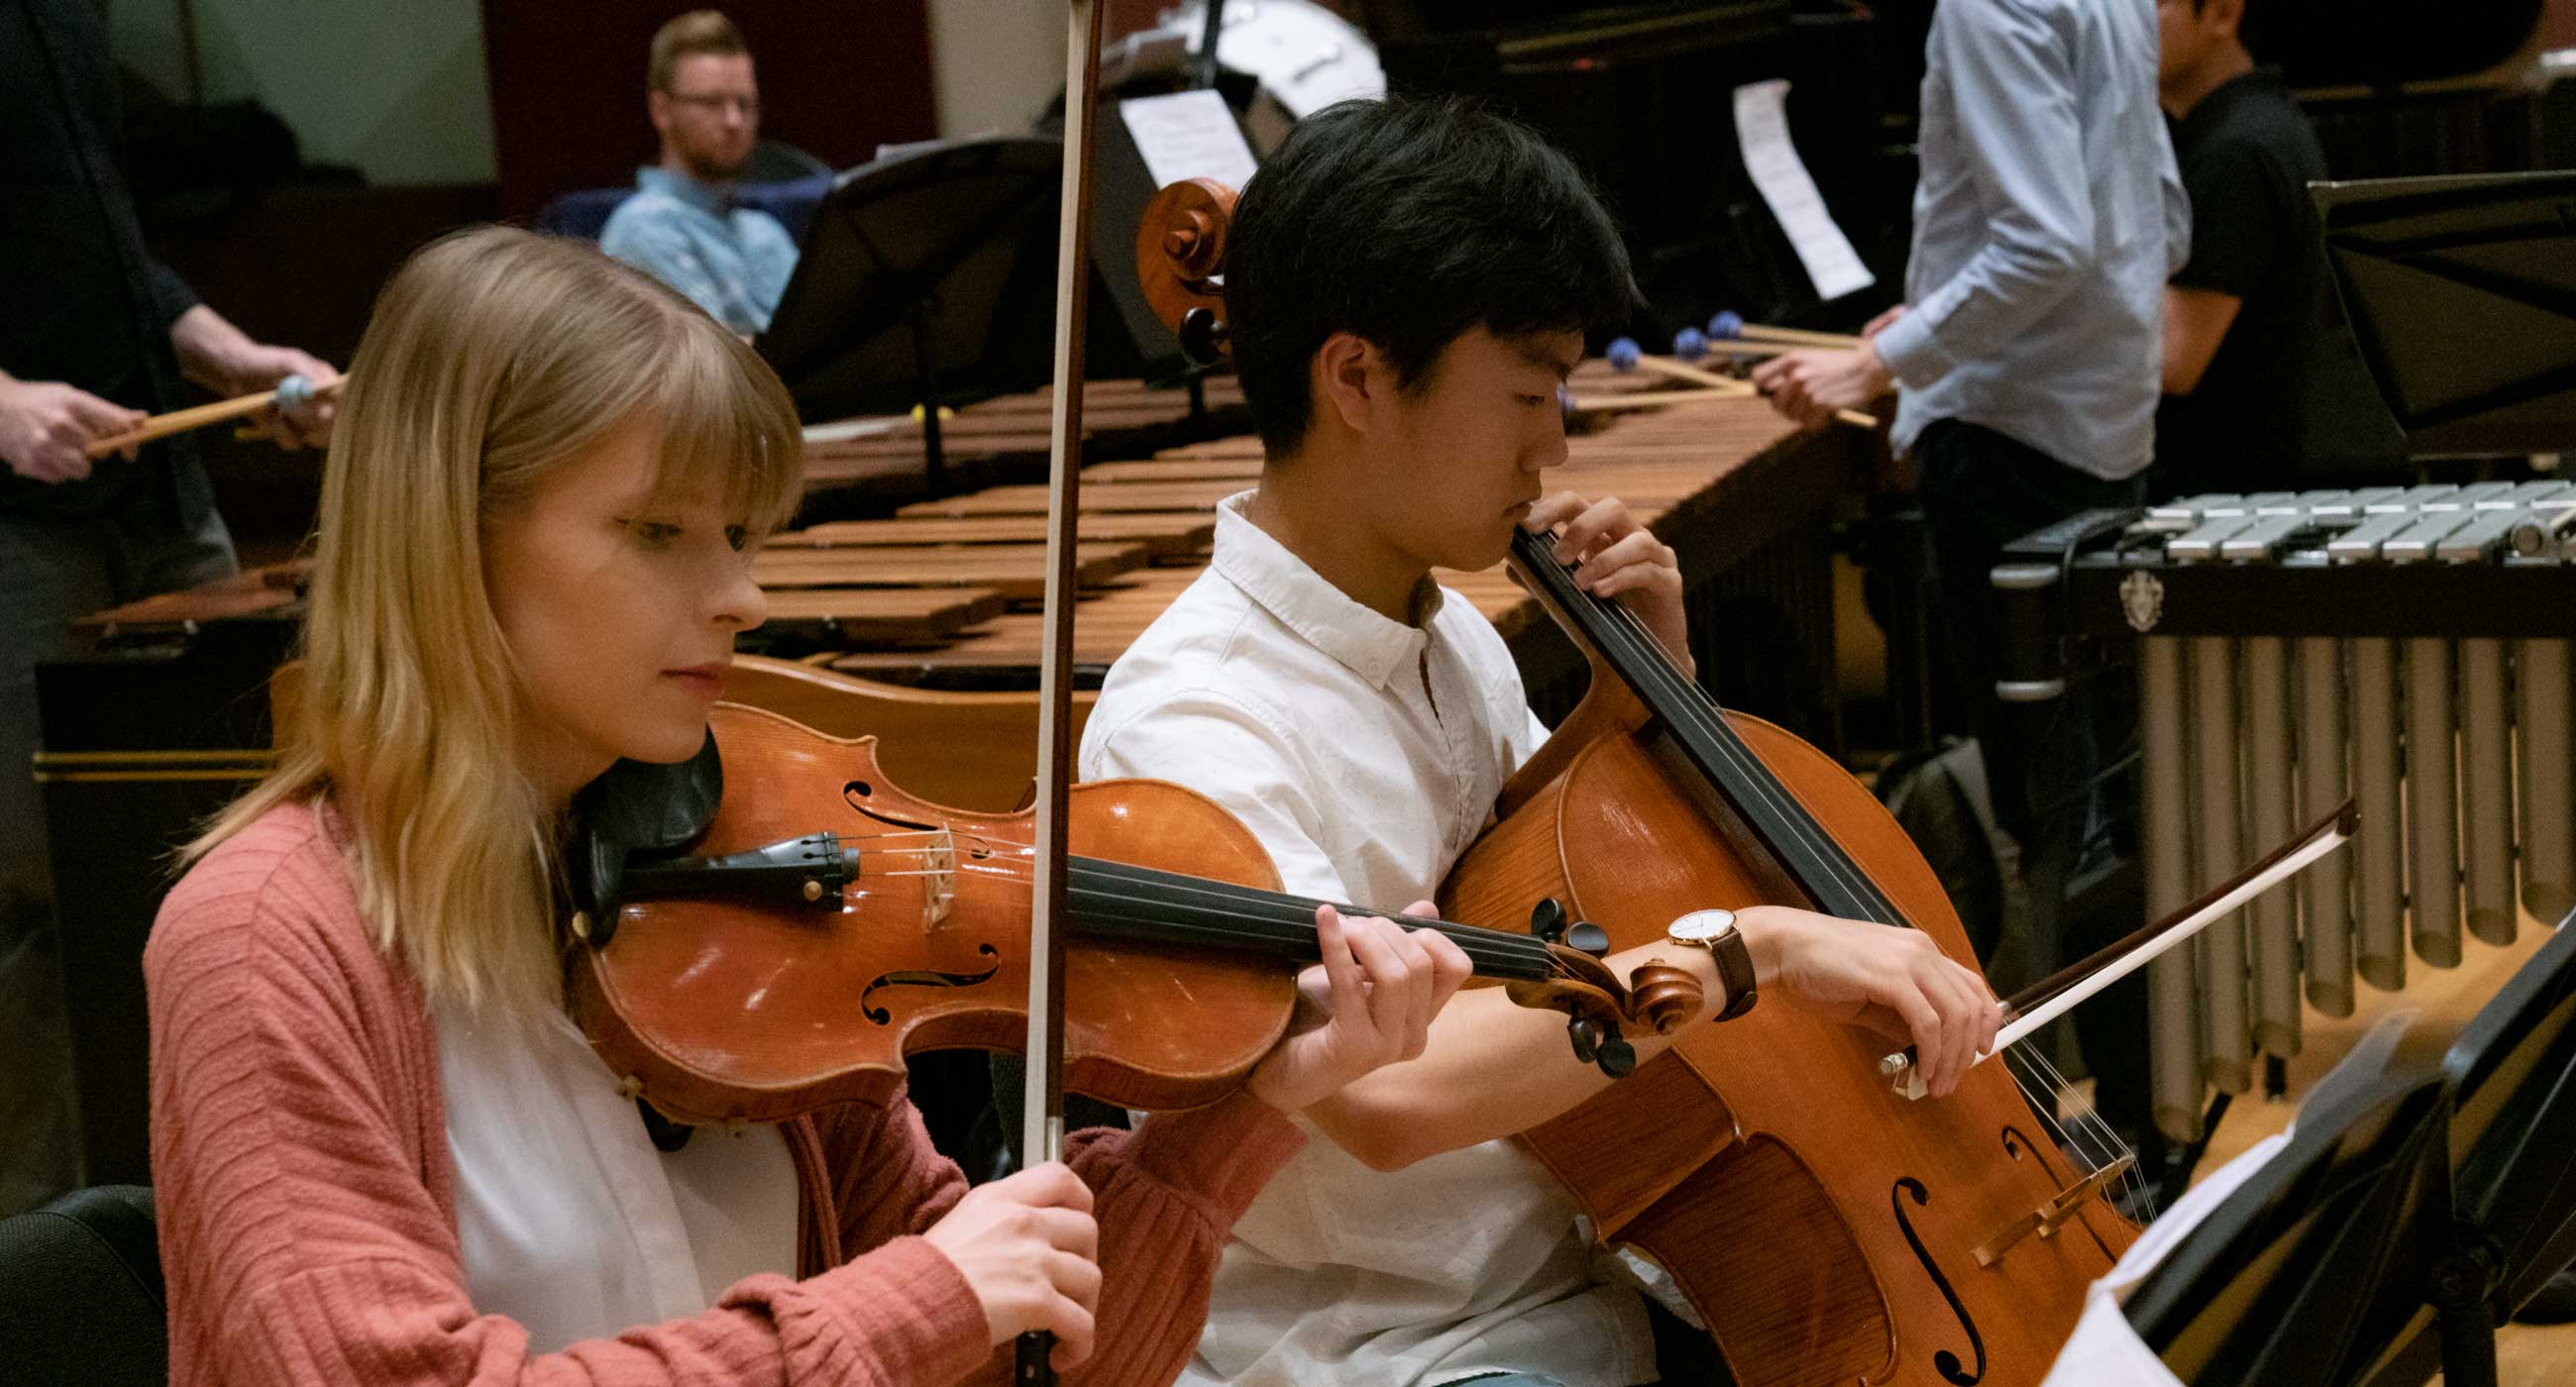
[1891,1177,1987,1386]
[859,944,1002,1023]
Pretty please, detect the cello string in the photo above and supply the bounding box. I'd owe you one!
[1560,553,1894,921]
[1572,556,2150,1192]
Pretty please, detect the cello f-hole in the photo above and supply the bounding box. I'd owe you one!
[2002,1123,2126,1264]
[1891,1177,1987,1386]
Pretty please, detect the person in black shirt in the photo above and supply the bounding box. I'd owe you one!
[2154,0,2330,494]
[1,0,337,1213]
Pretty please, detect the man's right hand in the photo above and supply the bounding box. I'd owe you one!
[921,1160,1102,1369]
[1735,905,2003,1099]
[0,375,144,483]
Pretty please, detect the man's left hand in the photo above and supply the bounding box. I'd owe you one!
[1525,491,1693,679]
[1752,346,1892,432]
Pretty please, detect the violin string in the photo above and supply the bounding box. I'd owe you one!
[859,851,1562,969]
[851,870,1556,976]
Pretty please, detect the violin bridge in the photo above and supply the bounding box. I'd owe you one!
[919,829,956,929]
[1969,1153,2137,1268]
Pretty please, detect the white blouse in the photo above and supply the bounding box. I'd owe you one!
[434,997,800,1353]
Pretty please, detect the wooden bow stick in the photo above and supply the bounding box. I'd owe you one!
[84,374,340,459]
[1882,801,2359,1100]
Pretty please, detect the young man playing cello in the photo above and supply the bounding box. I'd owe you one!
[1080,98,2003,1387]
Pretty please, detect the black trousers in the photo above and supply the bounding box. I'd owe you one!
[1913,419,2154,1136]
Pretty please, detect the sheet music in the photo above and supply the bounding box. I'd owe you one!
[1119,89,1258,192]
[1732,79,1875,302]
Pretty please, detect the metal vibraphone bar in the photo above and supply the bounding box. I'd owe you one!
[1995,480,2576,1140]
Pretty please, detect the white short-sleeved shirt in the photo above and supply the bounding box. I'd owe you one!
[435,997,800,1354]
[1081,492,1657,1387]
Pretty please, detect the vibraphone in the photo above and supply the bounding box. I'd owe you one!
[1994,480,2576,1140]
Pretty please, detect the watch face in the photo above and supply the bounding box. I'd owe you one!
[1668,908,1737,942]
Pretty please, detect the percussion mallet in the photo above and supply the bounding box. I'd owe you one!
[87,373,341,459]
[1668,326,1789,363]
[1606,337,1877,430]
[1707,309,1867,352]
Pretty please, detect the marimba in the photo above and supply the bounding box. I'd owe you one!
[1994,480,2576,1140]
[761,362,1871,742]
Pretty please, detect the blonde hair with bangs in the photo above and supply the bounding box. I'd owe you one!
[191,226,804,1016]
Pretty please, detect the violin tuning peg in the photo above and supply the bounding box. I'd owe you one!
[570,910,591,941]
[1565,1015,1602,1065]
[1564,921,1610,959]
[1529,898,1567,944]
[1179,306,1230,367]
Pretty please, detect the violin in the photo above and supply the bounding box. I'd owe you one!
[1136,176,2143,1387]
[561,703,1701,1127]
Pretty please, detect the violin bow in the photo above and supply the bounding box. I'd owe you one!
[1882,800,2359,1099]
[1021,1,1107,1381]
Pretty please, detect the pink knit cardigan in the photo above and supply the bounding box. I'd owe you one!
[145,800,1304,1386]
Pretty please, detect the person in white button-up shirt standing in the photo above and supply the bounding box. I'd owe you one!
[1082,98,2006,1387]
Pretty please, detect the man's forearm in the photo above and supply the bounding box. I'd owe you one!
[167,305,267,394]
[1304,944,1725,1170]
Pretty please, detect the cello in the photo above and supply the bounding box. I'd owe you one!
[1136,175,2143,1387]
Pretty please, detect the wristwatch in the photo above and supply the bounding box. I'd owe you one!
[1666,908,1757,1021]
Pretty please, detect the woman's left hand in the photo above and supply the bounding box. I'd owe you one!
[1525,491,1694,679]
[1244,904,1473,1115]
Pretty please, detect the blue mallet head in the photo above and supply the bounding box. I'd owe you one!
[273,374,316,409]
[1708,309,1746,341]
[1606,336,1643,372]
[1671,326,1708,361]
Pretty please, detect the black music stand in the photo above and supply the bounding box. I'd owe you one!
[2316,170,2576,459]
[2120,1051,2470,1387]
[756,136,1152,490]
[2355,908,2576,1386]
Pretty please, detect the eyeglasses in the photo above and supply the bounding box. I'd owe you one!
[667,92,760,117]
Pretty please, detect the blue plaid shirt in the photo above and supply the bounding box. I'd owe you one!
[598,166,799,336]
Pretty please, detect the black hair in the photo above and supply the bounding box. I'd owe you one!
[1223,97,1638,457]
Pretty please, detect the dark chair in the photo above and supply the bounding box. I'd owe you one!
[0,1185,167,1387]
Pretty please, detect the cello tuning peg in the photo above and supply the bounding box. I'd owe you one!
[1529,898,1568,944]
[1565,1014,1603,1065]
[1597,1030,1638,1080]
[1564,921,1610,959]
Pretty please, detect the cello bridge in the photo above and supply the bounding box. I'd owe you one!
[1970,1153,2135,1268]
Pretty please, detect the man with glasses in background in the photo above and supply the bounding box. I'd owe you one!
[600,10,798,337]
